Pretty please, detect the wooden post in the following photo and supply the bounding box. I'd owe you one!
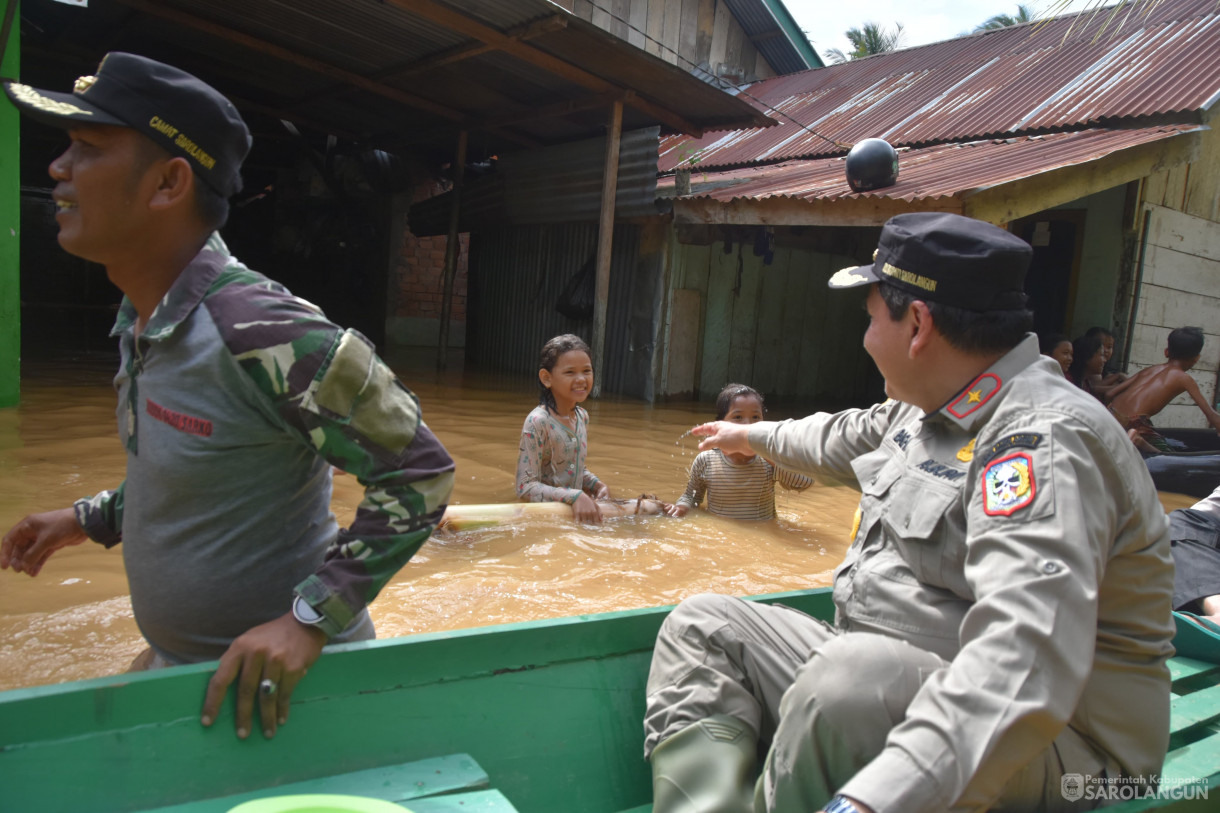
[437,129,467,371]
[591,99,623,397]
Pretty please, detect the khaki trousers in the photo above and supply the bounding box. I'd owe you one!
[645,594,1112,812]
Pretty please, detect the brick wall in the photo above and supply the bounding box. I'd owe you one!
[393,181,468,323]
[387,180,468,344]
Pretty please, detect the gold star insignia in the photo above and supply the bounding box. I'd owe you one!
[967,390,982,403]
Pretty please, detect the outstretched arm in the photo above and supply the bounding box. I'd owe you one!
[1,507,89,577]
[1182,374,1220,433]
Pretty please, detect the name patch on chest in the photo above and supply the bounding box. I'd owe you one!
[917,459,966,481]
[146,398,213,437]
[983,432,1043,464]
[893,429,911,450]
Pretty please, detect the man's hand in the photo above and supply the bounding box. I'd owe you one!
[692,421,754,457]
[571,492,603,524]
[201,612,327,740]
[1,507,88,577]
[665,503,690,518]
[594,483,612,501]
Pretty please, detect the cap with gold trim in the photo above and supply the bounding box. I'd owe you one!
[827,212,1033,311]
[3,52,251,198]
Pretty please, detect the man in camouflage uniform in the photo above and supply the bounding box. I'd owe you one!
[0,54,454,740]
[646,213,1173,813]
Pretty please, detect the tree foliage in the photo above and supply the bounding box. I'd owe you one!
[824,22,905,65]
[975,4,1036,31]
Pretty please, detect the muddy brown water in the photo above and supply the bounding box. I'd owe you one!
[0,357,1197,692]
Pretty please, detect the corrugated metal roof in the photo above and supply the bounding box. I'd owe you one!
[661,125,1203,205]
[659,0,1220,171]
[16,0,772,168]
[723,0,822,74]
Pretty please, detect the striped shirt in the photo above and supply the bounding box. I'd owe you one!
[676,449,813,520]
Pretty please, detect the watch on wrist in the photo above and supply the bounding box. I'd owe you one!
[292,594,325,626]
[824,795,864,813]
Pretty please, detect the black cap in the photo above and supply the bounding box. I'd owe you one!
[3,52,251,198]
[827,212,1032,311]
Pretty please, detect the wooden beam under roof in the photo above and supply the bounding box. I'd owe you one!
[113,0,541,148]
[115,0,466,122]
[302,15,571,104]
[477,90,634,131]
[386,0,705,137]
[961,130,1202,225]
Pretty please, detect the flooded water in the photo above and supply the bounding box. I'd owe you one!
[0,356,858,691]
[0,356,1198,692]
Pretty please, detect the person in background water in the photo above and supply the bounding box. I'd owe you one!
[516,334,612,524]
[1084,325,1128,395]
[642,212,1172,813]
[1067,333,1106,397]
[1038,332,1072,377]
[668,384,813,519]
[1108,326,1220,453]
[0,54,455,741]
[1085,325,1123,376]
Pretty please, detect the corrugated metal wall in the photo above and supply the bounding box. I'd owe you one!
[466,222,655,397]
[409,128,662,236]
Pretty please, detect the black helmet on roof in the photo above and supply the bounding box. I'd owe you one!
[845,138,899,193]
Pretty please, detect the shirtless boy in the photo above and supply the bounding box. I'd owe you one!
[1108,326,1220,452]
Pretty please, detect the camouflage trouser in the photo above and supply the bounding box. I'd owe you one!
[644,593,1115,812]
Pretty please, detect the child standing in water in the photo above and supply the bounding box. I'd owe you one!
[516,334,612,524]
[668,384,812,519]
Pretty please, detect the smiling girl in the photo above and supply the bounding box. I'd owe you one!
[515,334,612,523]
[668,384,813,519]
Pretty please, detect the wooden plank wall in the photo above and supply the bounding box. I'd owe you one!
[663,237,880,408]
[1126,204,1220,427]
[1132,123,1220,428]
[554,0,777,81]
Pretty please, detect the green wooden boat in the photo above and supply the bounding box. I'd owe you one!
[2,588,1218,812]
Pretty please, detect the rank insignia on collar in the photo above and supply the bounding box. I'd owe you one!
[946,373,1002,419]
[957,438,976,462]
[982,452,1036,516]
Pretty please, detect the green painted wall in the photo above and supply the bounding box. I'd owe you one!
[662,231,883,409]
[0,2,18,408]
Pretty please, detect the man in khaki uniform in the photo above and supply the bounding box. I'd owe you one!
[644,213,1174,813]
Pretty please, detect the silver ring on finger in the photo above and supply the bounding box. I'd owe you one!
[259,678,278,697]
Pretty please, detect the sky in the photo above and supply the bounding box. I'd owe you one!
[781,0,1101,62]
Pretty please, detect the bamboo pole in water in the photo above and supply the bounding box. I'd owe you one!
[439,498,669,532]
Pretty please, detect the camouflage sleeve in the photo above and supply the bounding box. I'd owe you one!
[73,481,125,548]
[216,278,454,637]
[290,331,454,636]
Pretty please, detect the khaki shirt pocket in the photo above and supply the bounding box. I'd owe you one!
[879,478,965,590]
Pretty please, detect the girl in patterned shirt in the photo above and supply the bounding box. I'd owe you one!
[515,334,612,524]
[667,384,813,520]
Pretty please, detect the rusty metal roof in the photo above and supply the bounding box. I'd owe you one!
[14,0,772,167]
[659,0,1220,172]
[661,125,1202,216]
